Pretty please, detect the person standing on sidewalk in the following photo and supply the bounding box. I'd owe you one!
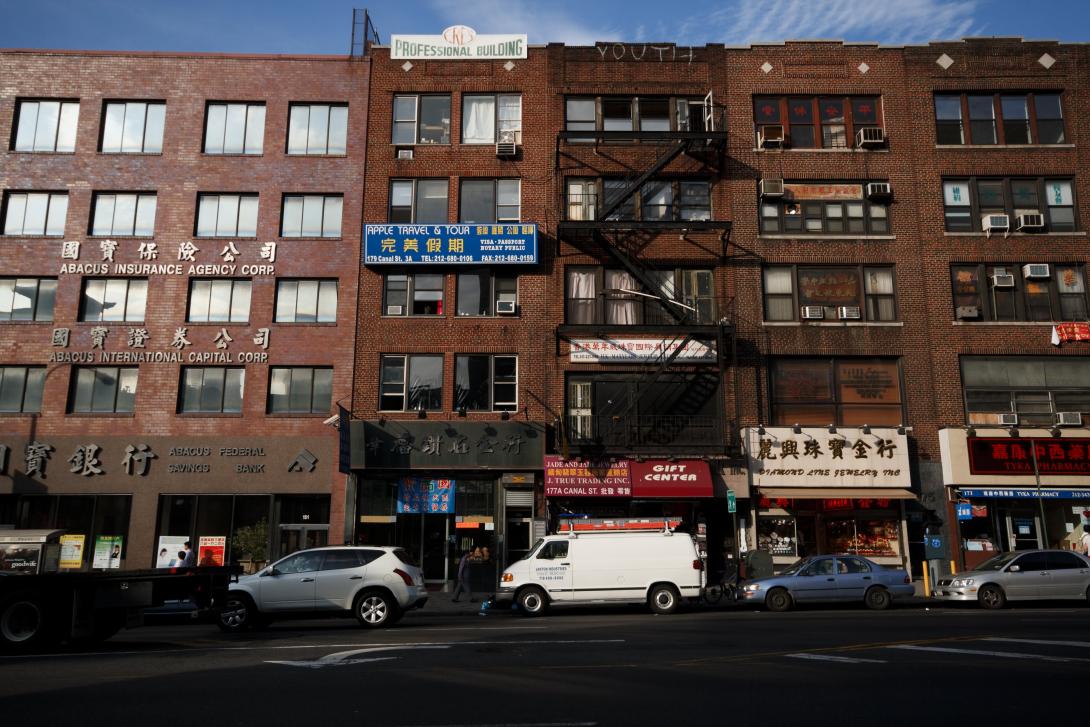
[452,548,475,603]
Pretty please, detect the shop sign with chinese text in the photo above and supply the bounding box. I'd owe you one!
[391,26,527,60]
[397,477,454,514]
[744,426,910,488]
[544,457,631,497]
[569,337,715,363]
[352,421,545,470]
[364,224,537,265]
[968,438,1090,476]
[783,183,862,201]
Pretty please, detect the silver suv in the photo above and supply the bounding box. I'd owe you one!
[217,546,426,631]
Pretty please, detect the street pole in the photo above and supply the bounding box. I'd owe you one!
[1029,438,1047,548]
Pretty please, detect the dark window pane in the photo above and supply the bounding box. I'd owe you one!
[407,356,442,410]
[455,355,490,411]
[851,97,879,125]
[418,96,450,144]
[457,270,490,316]
[754,97,780,123]
[460,180,495,223]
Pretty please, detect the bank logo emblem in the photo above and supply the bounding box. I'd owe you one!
[289,449,318,473]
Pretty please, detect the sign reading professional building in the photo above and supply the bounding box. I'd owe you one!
[743,427,911,489]
[364,224,537,265]
[391,26,527,60]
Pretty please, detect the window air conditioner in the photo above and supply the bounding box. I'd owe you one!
[1056,411,1083,426]
[982,214,1010,236]
[385,305,404,315]
[495,300,517,315]
[496,142,518,158]
[801,305,825,320]
[998,412,1019,426]
[1016,213,1045,231]
[759,178,785,197]
[1022,264,1050,279]
[955,305,980,320]
[866,182,892,199]
[856,126,886,148]
[759,125,785,148]
[837,306,862,320]
[990,273,1016,288]
[396,148,414,160]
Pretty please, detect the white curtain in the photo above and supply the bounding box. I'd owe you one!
[606,270,638,324]
[567,269,598,323]
[463,96,495,143]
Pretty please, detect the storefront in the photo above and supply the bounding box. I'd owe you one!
[0,436,336,570]
[742,426,915,571]
[939,427,1090,569]
[349,419,545,589]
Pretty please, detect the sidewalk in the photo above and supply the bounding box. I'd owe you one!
[416,585,505,616]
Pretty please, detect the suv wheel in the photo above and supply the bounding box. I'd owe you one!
[217,595,256,633]
[355,591,399,628]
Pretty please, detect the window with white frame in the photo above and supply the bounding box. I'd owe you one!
[383,273,443,316]
[204,102,265,154]
[196,194,259,237]
[380,354,443,411]
[80,278,147,322]
[287,103,348,155]
[455,355,517,412]
[281,194,342,238]
[101,101,165,153]
[943,177,1076,232]
[0,278,56,321]
[459,179,520,223]
[13,100,79,152]
[456,270,517,316]
[70,366,138,413]
[187,279,252,323]
[462,94,522,144]
[2,192,68,236]
[763,266,896,322]
[0,366,45,413]
[180,367,244,413]
[268,367,333,414]
[275,280,337,323]
[91,193,157,237]
[389,180,448,223]
[962,356,1090,426]
[392,95,450,145]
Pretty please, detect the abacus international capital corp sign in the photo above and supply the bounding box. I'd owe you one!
[391,25,527,60]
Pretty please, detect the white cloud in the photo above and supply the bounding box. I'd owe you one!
[427,0,618,45]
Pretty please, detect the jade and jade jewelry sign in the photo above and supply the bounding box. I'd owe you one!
[391,26,527,60]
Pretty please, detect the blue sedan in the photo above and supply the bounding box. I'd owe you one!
[740,554,915,611]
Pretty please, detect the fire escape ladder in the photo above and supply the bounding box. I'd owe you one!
[596,138,692,222]
[592,231,691,326]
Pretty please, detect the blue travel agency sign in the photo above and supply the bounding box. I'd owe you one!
[364,224,538,265]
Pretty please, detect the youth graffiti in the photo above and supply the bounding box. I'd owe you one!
[595,44,695,64]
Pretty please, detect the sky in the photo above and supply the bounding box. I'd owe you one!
[0,0,1085,54]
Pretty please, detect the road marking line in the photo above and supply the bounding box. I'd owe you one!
[267,644,451,669]
[887,645,1090,662]
[984,638,1090,648]
[785,653,887,664]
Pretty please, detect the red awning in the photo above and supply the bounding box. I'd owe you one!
[631,460,714,498]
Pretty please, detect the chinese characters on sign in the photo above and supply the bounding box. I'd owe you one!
[397,477,454,514]
[569,338,716,363]
[55,238,277,276]
[967,438,1090,476]
[545,457,631,497]
[353,421,544,470]
[364,224,538,265]
[745,427,911,488]
[1051,322,1090,346]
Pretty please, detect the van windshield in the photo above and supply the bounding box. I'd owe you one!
[519,539,544,562]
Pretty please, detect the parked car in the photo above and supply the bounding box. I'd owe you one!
[740,554,914,611]
[217,546,426,632]
[931,549,1090,609]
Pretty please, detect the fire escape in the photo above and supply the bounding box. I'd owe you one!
[554,94,733,457]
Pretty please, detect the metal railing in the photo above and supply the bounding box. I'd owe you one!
[566,414,723,449]
[565,295,722,326]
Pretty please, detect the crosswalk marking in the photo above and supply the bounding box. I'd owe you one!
[886,644,1090,663]
[785,653,887,664]
[983,638,1090,648]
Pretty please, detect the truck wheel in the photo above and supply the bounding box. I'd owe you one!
[517,587,548,616]
[217,594,256,633]
[648,584,680,615]
[355,590,399,628]
[0,591,49,651]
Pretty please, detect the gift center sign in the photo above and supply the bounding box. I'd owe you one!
[391,26,527,60]
[364,224,537,265]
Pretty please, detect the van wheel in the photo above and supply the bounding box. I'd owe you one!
[864,587,892,611]
[0,591,50,651]
[517,587,548,616]
[766,587,793,612]
[648,584,680,615]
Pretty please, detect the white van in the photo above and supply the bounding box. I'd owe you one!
[497,527,704,616]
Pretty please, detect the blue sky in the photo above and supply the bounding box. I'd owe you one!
[0,0,1085,53]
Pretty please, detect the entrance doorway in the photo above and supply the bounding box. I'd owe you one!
[278,524,328,558]
[1005,512,1042,550]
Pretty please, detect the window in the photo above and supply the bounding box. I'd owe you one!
[942,178,1076,232]
[760,183,888,235]
[70,367,138,413]
[13,100,79,152]
[389,180,448,223]
[320,550,363,571]
[101,101,165,153]
[287,103,347,155]
[537,541,568,560]
[0,278,56,321]
[268,367,333,414]
[462,94,521,144]
[460,179,520,223]
[564,96,710,136]
[565,267,716,325]
[204,102,265,154]
[180,367,244,413]
[568,179,711,222]
[754,96,881,148]
[934,93,1065,145]
[0,366,45,413]
[383,273,443,315]
[380,354,443,411]
[455,355,517,412]
[456,269,517,316]
[80,278,147,322]
[91,193,156,236]
[952,264,1087,323]
[771,358,903,426]
[187,279,252,323]
[196,194,258,237]
[281,194,342,237]
[275,280,337,323]
[762,266,896,322]
[3,192,68,236]
[392,95,450,145]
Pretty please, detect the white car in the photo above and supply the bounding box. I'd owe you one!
[217,546,426,631]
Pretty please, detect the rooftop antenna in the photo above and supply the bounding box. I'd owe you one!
[350,8,381,59]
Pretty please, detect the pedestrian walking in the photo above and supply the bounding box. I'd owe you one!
[1081,524,1090,556]
[452,548,475,603]
[181,541,197,568]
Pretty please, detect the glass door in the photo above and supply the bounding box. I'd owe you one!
[277,524,328,558]
[1006,512,1042,550]
[505,508,533,568]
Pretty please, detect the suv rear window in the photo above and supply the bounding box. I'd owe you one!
[392,548,416,566]
[320,550,363,571]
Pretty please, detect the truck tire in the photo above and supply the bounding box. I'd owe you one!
[0,591,50,652]
[517,586,548,616]
[217,594,257,633]
[648,584,680,615]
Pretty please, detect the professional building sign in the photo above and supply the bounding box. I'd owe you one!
[967,438,1090,476]
[783,183,862,201]
[351,420,545,470]
[569,337,716,363]
[54,238,278,277]
[364,224,538,265]
[391,26,527,60]
[544,456,714,498]
[743,427,910,488]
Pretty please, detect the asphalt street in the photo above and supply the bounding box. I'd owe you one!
[1,602,1088,727]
